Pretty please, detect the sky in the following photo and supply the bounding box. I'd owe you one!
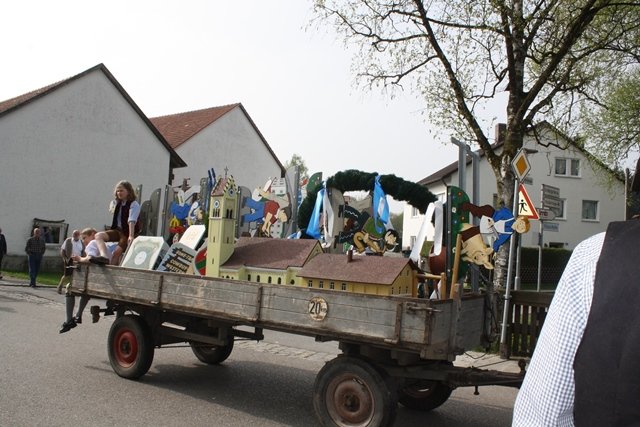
[1,1,506,211]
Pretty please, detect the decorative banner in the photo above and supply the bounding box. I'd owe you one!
[322,185,334,246]
[410,201,443,264]
[306,184,325,239]
[157,242,197,274]
[373,175,389,234]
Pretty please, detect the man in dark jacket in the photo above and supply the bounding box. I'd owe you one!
[25,228,46,287]
[0,227,7,279]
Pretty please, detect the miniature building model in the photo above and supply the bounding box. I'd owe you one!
[205,173,419,296]
[298,252,419,296]
[220,237,323,285]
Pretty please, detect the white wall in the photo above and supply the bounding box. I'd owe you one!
[402,128,625,251]
[171,107,283,192]
[0,69,173,255]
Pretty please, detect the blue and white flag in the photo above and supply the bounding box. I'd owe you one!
[373,175,390,234]
[306,184,325,239]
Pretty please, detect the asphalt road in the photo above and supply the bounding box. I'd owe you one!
[0,283,518,426]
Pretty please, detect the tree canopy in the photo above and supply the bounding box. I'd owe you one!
[313,0,640,195]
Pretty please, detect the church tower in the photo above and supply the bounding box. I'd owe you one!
[206,174,238,278]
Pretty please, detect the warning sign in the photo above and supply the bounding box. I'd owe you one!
[518,184,539,220]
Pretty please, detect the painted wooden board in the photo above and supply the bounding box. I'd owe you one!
[72,266,485,360]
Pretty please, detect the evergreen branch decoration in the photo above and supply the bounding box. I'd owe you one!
[297,169,438,230]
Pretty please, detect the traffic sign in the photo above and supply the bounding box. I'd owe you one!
[518,184,539,220]
[512,149,531,181]
[542,184,561,210]
[537,207,556,221]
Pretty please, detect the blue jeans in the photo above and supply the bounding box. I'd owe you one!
[28,253,43,286]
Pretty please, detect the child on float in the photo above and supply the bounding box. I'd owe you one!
[94,180,141,265]
[60,227,117,333]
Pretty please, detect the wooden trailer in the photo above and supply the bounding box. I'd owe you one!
[71,264,524,427]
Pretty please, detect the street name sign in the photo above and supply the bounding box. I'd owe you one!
[542,184,562,210]
[537,207,557,221]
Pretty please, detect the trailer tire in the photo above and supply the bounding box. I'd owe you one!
[398,380,452,411]
[108,315,154,379]
[313,356,397,427]
[190,339,234,365]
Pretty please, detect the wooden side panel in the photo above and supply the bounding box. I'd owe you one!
[73,266,486,360]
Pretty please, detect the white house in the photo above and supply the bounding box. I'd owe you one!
[150,104,285,192]
[402,123,626,251]
[0,64,185,268]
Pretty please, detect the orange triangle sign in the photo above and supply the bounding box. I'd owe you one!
[518,184,539,220]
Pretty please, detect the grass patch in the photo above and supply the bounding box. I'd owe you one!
[2,270,60,287]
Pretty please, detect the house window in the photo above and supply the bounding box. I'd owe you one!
[551,199,566,219]
[329,282,335,290]
[410,236,417,250]
[256,275,261,283]
[582,200,599,221]
[308,280,313,288]
[268,276,272,284]
[436,192,446,203]
[32,219,68,245]
[319,281,324,289]
[555,158,580,177]
[290,279,295,285]
[277,277,282,284]
[341,283,347,291]
[411,206,420,217]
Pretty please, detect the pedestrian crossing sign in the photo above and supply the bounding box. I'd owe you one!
[518,184,539,220]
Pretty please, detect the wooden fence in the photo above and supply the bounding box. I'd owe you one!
[501,290,554,359]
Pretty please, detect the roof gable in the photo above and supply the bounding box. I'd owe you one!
[150,104,239,149]
[299,253,416,285]
[222,237,321,270]
[150,103,285,174]
[0,63,186,168]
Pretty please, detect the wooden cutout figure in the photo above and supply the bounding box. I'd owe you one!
[241,180,291,238]
[461,202,531,251]
[352,217,399,254]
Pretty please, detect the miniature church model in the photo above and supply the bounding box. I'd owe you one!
[206,175,238,278]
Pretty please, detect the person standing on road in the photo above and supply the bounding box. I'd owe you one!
[56,230,84,294]
[0,227,7,279]
[25,227,46,287]
[513,219,640,426]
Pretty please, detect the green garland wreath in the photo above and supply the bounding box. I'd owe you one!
[297,169,437,230]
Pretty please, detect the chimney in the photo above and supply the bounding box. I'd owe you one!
[495,123,506,144]
[347,249,353,263]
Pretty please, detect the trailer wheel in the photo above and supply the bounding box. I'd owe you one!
[313,356,397,427]
[108,315,154,379]
[398,377,452,411]
[190,339,234,364]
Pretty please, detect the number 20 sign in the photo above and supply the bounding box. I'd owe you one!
[308,297,328,321]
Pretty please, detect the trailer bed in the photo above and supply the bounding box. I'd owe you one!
[73,264,486,360]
